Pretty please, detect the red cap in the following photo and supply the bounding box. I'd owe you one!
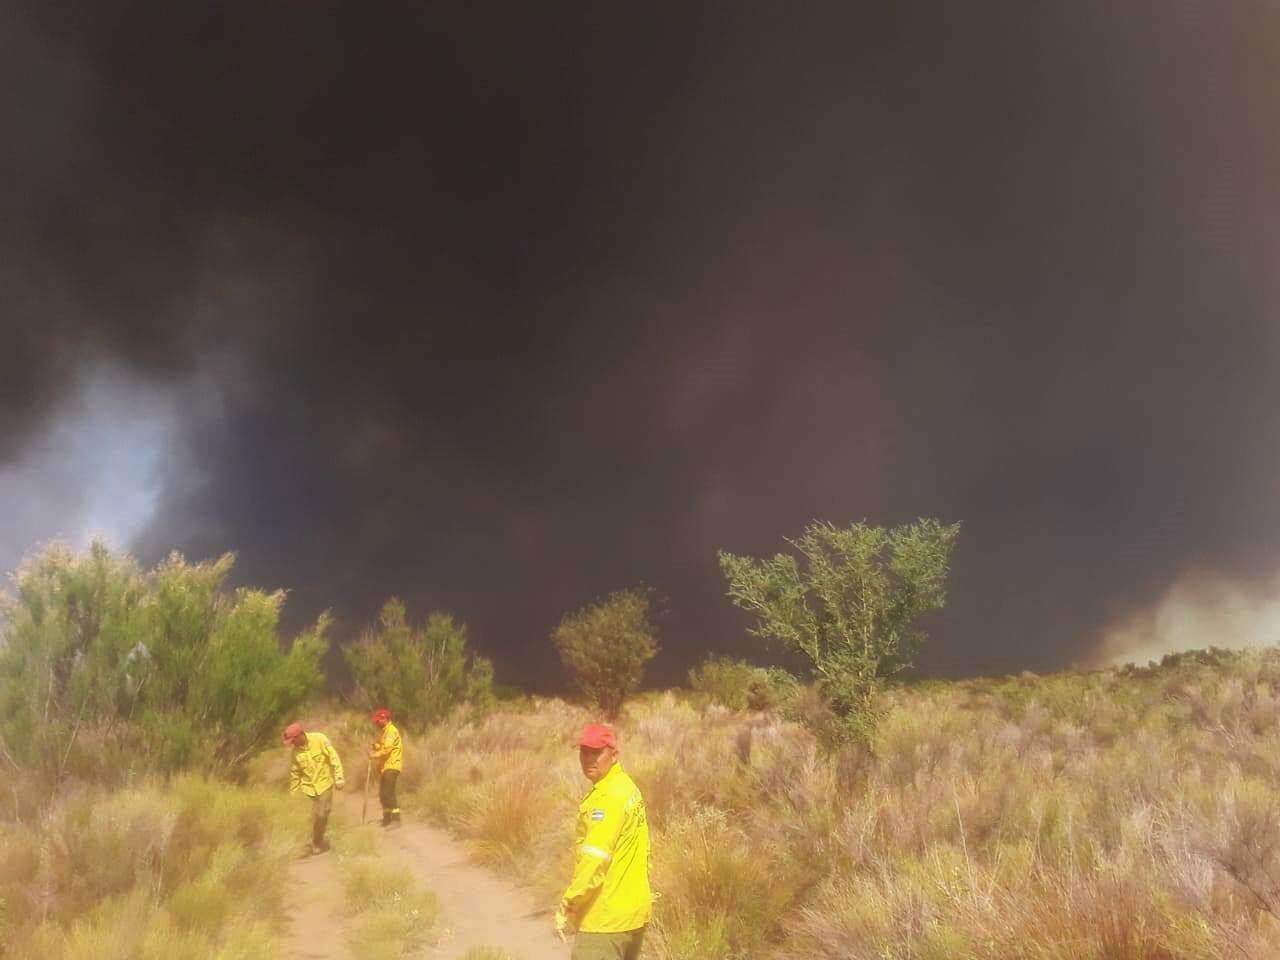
[578,723,617,749]
[282,722,305,745]
[372,708,391,724]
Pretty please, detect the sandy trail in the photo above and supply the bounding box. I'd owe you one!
[283,790,570,960]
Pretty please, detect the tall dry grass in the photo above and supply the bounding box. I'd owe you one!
[388,652,1280,959]
[0,775,295,959]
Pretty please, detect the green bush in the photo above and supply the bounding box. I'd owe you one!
[0,542,328,787]
[552,587,659,720]
[689,656,798,711]
[343,598,494,727]
[719,518,959,747]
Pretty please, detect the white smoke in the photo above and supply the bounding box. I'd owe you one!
[0,366,181,576]
[1093,571,1280,667]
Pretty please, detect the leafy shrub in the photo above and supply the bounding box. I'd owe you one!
[688,656,798,711]
[0,542,328,787]
[552,587,659,720]
[344,598,494,727]
[719,518,959,747]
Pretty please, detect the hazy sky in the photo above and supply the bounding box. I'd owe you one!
[3,2,1278,688]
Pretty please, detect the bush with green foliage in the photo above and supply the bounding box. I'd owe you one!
[344,598,494,727]
[0,541,328,789]
[719,519,959,747]
[688,656,798,711]
[552,587,659,720]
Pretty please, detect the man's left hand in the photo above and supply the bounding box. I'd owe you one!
[553,906,570,942]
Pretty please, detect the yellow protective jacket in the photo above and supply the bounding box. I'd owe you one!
[289,732,345,797]
[561,763,651,933]
[372,721,403,772]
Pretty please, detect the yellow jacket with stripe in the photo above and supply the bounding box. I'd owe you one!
[289,732,345,797]
[561,763,651,933]
[372,720,403,772]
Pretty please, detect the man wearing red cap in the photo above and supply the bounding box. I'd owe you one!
[283,722,346,855]
[369,707,403,827]
[555,723,651,959]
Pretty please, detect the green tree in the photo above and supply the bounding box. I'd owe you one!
[718,519,960,748]
[0,542,328,786]
[552,588,659,720]
[344,599,493,727]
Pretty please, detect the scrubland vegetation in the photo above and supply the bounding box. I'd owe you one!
[0,542,329,796]
[0,543,326,958]
[6,535,1280,959]
[0,776,295,958]
[399,650,1280,959]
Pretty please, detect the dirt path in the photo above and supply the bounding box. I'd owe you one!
[283,790,570,960]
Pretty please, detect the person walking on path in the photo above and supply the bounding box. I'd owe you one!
[370,707,403,827]
[555,723,651,960]
[283,721,346,855]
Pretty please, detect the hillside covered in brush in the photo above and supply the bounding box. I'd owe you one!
[363,648,1280,959]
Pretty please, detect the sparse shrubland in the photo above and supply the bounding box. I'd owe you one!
[401,650,1280,959]
[9,540,1280,959]
[0,542,330,958]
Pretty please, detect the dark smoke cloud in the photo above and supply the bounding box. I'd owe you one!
[3,2,1278,688]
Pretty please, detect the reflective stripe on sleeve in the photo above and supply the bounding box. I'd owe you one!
[580,844,612,861]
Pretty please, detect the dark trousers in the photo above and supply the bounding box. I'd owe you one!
[572,927,646,960]
[311,787,333,850]
[379,769,400,822]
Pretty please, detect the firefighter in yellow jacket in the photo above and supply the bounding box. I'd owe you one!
[370,707,403,827]
[283,722,345,855]
[555,723,651,960]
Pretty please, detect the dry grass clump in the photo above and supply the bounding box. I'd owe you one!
[384,651,1280,958]
[0,775,294,959]
[342,854,439,960]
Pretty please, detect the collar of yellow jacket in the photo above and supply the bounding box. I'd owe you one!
[589,761,623,793]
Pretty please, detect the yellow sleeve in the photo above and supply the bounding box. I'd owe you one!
[371,726,396,760]
[324,737,345,786]
[289,757,301,794]
[561,795,624,911]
